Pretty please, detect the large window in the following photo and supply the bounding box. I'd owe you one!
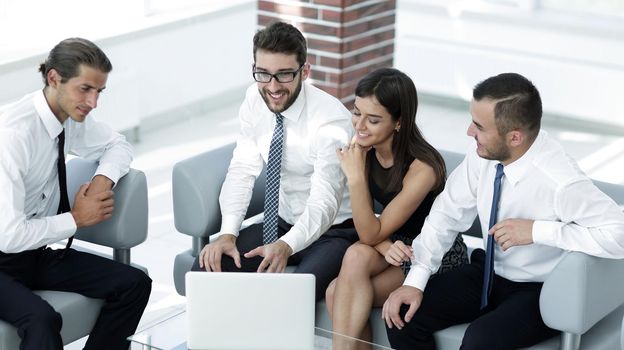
[0,0,224,63]
[0,0,143,63]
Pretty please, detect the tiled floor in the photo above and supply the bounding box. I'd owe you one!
[67,94,624,348]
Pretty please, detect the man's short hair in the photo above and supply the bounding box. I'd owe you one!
[473,73,542,140]
[39,37,112,86]
[253,22,307,66]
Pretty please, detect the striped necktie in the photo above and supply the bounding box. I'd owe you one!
[262,113,285,245]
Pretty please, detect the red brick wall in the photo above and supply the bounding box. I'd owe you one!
[257,0,396,106]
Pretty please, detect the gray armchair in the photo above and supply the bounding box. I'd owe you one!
[172,143,265,295]
[171,143,624,350]
[621,314,624,350]
[0,159,149,349]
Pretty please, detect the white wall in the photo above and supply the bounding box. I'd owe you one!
[0,1,256,133]
[395,0,624,128]
[3,0,622,132]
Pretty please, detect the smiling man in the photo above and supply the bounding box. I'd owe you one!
[191,22,356,301]
[0,38,151,350]
[381,73,624,349]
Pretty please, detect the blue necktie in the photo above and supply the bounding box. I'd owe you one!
[263,113,285,245]
[481,163,504,309]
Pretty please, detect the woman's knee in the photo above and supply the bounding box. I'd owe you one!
[341,243,376,272]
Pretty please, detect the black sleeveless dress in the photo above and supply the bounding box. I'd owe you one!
[368,153,468,275]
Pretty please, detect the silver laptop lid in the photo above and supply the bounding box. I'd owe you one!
[185,272,315,350]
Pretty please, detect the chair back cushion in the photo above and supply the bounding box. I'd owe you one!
[66,158,148,248]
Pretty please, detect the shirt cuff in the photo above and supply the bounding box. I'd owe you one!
[52,212,78,238]
[220,215,243,236]
[94,163,122,187]
[403,262,431,291]
[532,220,563,247]
[279,226,306,255]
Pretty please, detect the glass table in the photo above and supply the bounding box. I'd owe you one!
[129,308,393,349]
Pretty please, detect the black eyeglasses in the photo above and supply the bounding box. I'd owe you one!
[252,63,304,83]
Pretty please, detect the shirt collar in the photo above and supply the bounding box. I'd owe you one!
[278,82,306,122]
[501,130,546,186]
[34,89,64,140]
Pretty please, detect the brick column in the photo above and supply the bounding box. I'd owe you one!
[258,0,396,106]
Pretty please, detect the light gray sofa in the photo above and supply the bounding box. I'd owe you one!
[171,142,624,350]
[0,159,149,349]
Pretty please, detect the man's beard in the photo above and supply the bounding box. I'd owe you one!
[260,79,302,113]
[477,137,511,162]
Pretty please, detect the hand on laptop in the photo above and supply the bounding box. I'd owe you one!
[245,240,293,273]
[198,234,241,271]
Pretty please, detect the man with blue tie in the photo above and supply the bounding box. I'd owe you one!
[381,73,624,349]
[191,22,356,301]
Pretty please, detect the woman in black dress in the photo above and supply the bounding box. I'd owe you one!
[326,68,467,348]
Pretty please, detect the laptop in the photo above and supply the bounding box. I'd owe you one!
[185,272,316,350]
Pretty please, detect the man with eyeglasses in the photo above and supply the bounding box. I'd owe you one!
[191,22,356,300]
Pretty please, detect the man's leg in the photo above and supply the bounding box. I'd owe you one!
[0,271,63,350]
[37,248,152,350]
[292,227,358,301]
[386,250,486,350]
[191,222,265,272]
[460,277,558,350]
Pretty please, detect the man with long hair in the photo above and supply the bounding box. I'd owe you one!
[0,38,151,350]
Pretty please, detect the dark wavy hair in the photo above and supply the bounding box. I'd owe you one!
[356,68,446,194]
[39,37,112,86]
[253,22,307,66]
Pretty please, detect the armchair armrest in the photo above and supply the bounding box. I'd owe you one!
[540,251,624,334]
[621,313,624,350]
[66,158,148,263]
[594,180,624,210]
[171,143,266,238]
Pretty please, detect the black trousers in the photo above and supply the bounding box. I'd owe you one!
[191,217,358,301]
[0,247,152,350]
[386,249,559,350]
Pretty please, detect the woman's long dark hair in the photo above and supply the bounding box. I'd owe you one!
[355,68,446,194]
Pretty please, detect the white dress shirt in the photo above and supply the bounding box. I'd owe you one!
[0,90,133,253]
[405,131,624,290]
[219,82,353,254]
